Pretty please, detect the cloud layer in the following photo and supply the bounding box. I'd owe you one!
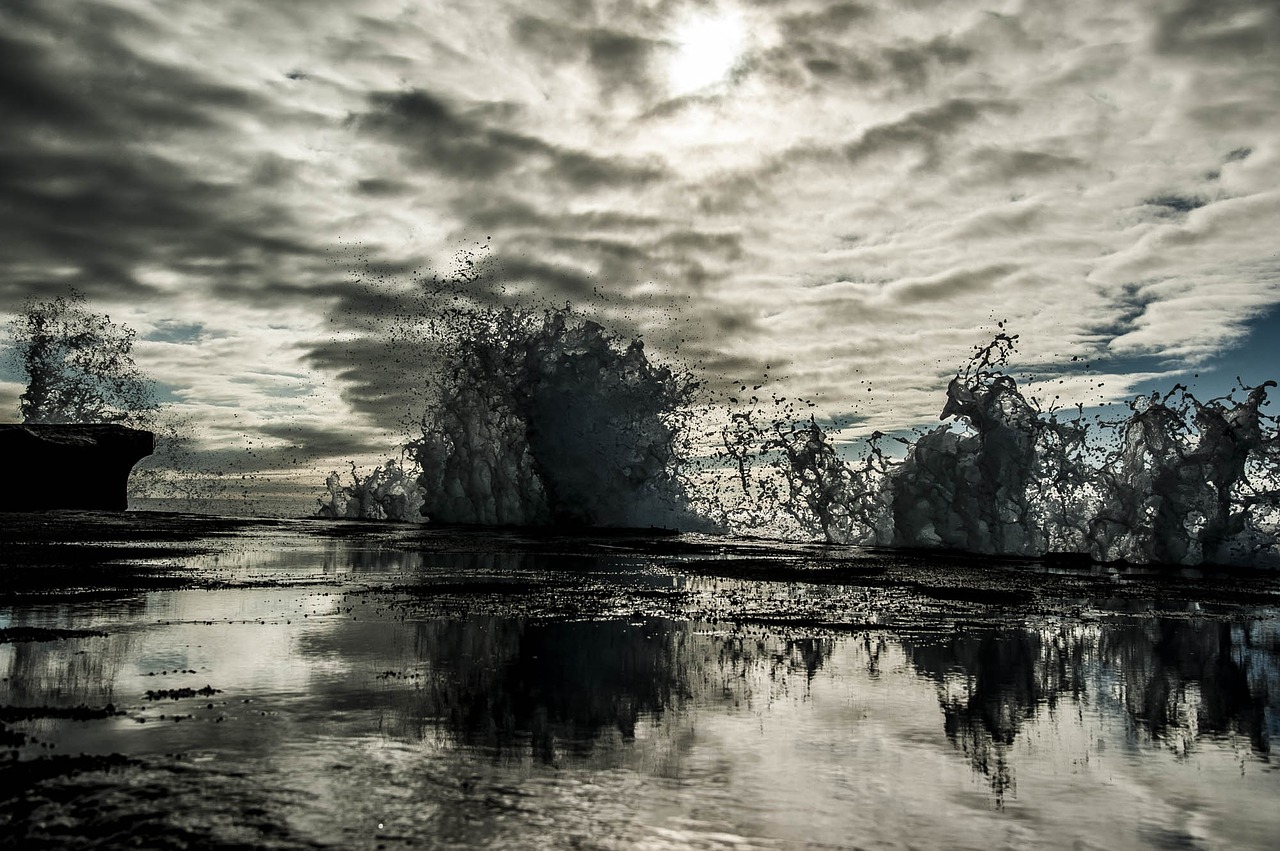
[3,0,1279,503]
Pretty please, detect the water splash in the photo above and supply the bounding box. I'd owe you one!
[7,291,156,426]
[407,305,706,529]
[337,266,1279,564]
[316,458,425,521]
[889,333,1044,555]
[720,333,1280,566]
[1088,381,1280,564]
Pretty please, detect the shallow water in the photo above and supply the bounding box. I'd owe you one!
[1,517,1278,849]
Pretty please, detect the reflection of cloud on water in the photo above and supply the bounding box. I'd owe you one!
[0,598,149,708]
[180,537,430,575]
[3,579,1279,847]
[0,588,354,759]
[0,631,136,709]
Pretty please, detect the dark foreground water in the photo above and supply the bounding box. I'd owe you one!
[2,514,1278,849]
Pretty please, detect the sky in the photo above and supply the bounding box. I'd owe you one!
[2,0,1279,506]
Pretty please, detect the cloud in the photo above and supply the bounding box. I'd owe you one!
[357,90,530,181]
[0,3,328,306]
[356,88,666,189]
[511,15,664,101]
[1142,194,1209,216]
[843,98,1019,166]
[2,0,1280,500]
[255,422,389,462]
[961,147,1088,184]
[1153,0,1280,60]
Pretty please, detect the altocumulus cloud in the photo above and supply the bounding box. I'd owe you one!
[1,0,1279,505]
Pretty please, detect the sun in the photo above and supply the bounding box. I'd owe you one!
[666,9,746,96]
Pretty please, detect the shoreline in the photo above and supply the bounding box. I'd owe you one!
[3,510,1278,613]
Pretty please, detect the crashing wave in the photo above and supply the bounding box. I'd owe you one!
[335,278,1278,565]
[316,459,426,521]
[407,306,706,530]
[1086,381,1279,564]
[723,333,1280,566]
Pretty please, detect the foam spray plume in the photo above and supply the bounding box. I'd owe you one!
[323,280,1279,567]
[316,458,424,521]
[722,333,1280,567]
[406,304,706,530]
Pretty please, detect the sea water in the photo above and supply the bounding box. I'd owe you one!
[2,523,1277,849]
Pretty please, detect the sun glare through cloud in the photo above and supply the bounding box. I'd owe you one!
[666,8,747,95]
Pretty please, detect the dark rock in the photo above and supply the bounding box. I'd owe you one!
[1042,551,1096,569]
[0,424,154,511]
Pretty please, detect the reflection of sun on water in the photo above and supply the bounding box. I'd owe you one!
[667,9,746,95]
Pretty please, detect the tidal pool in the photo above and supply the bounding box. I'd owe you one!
[1,515,1277,849]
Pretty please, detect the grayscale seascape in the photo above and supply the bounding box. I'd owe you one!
[6,0,1280,847]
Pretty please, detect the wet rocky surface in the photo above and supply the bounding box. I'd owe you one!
[4,511,1278,616]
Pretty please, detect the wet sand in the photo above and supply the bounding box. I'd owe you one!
[2,512,1278,849]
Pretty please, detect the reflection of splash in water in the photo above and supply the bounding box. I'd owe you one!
[5,584,1278,844]
[374,617,834,763]
[902,617,1279,803]
[342,613,1279,795]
